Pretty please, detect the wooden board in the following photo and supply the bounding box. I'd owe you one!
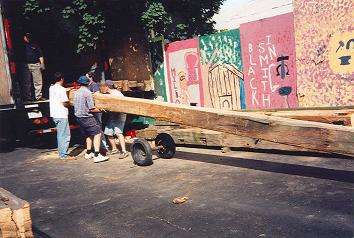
[69,92,354,156]
[256,109,354,126]
[0,188,33,238]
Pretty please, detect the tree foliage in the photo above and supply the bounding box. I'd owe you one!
[23,0,105,53]
[21,0,224,53]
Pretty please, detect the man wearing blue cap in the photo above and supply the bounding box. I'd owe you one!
[73,75,109,163]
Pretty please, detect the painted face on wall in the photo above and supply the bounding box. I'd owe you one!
[329,31,354,75]
[178,71,186,82]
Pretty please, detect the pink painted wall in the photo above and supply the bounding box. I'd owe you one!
[165,38,204,106]
[240,13,298,109]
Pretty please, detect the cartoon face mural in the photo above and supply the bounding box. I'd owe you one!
[240,13,298,109]
[329,31,354,75]
[294,0,353,107]
[200,30,245,110]
[165,39,204,106]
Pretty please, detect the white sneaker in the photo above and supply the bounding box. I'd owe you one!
[84,152,94,159]
[94,154,109,163]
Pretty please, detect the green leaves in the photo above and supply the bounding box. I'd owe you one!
[141,2,172,36]
[22,0,224,54]
[23,0,105,53]
[141,0,223,41]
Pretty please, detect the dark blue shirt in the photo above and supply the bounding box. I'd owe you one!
[24,43,43,64]
[88,82,100,93]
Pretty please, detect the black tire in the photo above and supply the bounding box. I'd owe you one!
[130,138,153,166]
[155,133,176,159]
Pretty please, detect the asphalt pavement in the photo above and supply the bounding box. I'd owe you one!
[0,145,353,238]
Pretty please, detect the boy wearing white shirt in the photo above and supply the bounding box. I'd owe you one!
[49,72,73,160]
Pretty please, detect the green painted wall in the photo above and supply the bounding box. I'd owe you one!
[199,30,246,109]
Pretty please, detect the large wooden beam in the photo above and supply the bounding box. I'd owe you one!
[254,109,354,126]
[69,92,354,156]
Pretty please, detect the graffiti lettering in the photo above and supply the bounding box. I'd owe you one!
[248,42,258,107]
[251,90,259,106]
[262,94,271,108]
[259,54,269,67]
[240,12,298,109]
[246,36,282,108]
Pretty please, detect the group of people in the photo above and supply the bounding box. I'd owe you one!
[49,72,128,163]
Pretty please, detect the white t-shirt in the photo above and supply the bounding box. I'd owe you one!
[109,89,124,97]
[49,83,69,118]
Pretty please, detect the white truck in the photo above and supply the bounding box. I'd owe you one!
[0,4,76,151]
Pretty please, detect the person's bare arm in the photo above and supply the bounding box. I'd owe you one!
[89,107,101,113]
[39,57,45,70]
[63,101,70,108]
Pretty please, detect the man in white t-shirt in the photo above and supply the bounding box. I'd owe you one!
[49,72,74,160]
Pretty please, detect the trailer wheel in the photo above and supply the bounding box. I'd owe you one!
[130,138,153,166]
[155,133,176,159]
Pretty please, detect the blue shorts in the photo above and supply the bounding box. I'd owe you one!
[104,113,126,136]
[76,116,102,137]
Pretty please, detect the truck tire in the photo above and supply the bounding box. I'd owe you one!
[155,133,176,159]
[130,138,153,166]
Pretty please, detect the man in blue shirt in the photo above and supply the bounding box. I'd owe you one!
[86,72,109,151]
[73,75,109,163]
[22,32,45,101]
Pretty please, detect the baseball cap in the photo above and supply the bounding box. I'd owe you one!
[77,75,90,85]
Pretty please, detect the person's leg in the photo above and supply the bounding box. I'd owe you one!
[86,117,108,162]
[115,114,127,152]
[93,133,101,156]
[107,135,118,151]
[114,114,128,158]
[86,136,93,152]
[94,113,109,151]
[117,134,126,152]
[104,119,118,153]
[22,64,33,101]
[55,118,71,158]
[29,63,43,100]
[84,136,94,159]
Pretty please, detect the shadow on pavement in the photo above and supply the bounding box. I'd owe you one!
[32,226,53,238]
[175,151,354,183]
[179,144,354,160]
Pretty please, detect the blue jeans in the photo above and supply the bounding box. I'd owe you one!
[53,118,71,158]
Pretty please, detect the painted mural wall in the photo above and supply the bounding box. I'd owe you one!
[294,0,353,107]
[200,30,246,110]
[149,39,168,101]
[240,13,298,109]
[165,38,204,106]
